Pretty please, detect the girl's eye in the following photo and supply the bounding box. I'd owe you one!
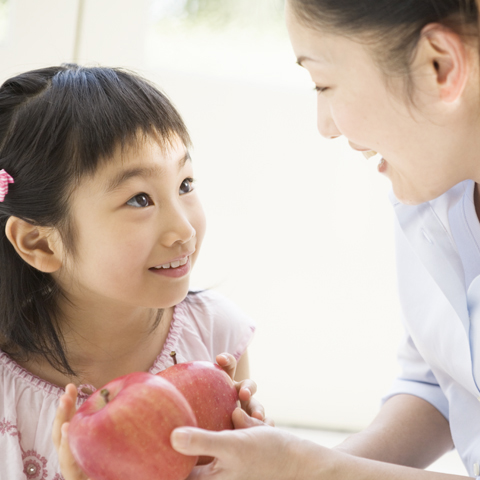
[180,177,195,195]
[126,193,153,208]
[314,86,329,94]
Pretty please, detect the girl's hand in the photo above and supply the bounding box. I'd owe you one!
[215,353,274,427]
[52,384,90,480]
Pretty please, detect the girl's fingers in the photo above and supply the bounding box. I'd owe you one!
[52,384,78,450]
[241,397,265,421]
[58,423,89,480]
[214,359,267,424]
[216,353,237,380]
[264,416,275,427]
[237,379,257,402]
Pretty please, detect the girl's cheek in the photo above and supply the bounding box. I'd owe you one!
[193,206,207,248]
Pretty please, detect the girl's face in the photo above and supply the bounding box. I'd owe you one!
[285,5,479,204]
[56,135,206,310]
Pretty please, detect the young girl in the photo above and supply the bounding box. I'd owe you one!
[0,64,261,480]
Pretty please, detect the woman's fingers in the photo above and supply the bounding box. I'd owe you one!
[232,407,265,429]
[172,421,297,480]
[172,427,230,460]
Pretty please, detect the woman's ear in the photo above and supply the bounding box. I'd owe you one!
[5,216,63,273]
[417,23,469,103]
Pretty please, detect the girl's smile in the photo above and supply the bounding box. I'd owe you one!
[150,254,193,278]
[54,135,206,312]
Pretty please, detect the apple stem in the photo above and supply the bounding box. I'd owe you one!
[170,351,177,365]
[100,388,110,404]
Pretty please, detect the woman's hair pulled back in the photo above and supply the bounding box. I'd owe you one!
[289,0,478,80]
[0,64,190,375]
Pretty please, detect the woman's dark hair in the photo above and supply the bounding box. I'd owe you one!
[0,64,191,375]
[289,0,478,86]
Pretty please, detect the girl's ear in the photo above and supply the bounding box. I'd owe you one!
[417,23,469,103]
[5,216,63,273]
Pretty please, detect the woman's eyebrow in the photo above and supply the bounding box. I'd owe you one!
[105,153,191,193]
[296,55,312,66]
[296,55,329,67]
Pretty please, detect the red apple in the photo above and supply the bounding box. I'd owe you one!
[68,371,198,480]
[157,352,239,465]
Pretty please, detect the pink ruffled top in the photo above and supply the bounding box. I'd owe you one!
[0,290,255,480]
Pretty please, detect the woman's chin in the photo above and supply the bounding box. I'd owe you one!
[392,184,446,206]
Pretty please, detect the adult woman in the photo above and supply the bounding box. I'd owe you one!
[170,0,480,478]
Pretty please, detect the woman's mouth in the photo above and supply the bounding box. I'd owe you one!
[362,150,378,159]
[377,157,387,174]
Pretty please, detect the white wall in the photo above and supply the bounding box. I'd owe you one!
[154,70,404,430]
[0,0,78,83]
[0,0,404,431]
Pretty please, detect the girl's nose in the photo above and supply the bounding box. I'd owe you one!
[160,209,196,247]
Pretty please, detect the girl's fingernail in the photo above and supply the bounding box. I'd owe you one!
[244,387,251,396]
[171,429,190,450]
[218,354,229,363]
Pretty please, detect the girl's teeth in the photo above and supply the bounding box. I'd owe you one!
[154,257,188,269]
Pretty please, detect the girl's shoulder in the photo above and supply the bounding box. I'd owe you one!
[0,351,64,478]
[0,350,66,399]
[182,289,253,318]
[180,289,256,343]
[150,290,256,372]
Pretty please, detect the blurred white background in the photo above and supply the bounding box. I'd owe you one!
[0,2,464,473]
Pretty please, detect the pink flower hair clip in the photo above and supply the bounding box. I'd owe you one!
[0,169,14,202]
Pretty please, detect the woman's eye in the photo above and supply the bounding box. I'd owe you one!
[126,193,152,208]
[314,86,329,94]
[179,177,195,195]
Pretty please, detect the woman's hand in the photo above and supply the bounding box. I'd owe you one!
[52,384,90,480]
[216,353,274,426]
[172,409,328,480]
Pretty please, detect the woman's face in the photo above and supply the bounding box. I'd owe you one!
[285,4,478,204]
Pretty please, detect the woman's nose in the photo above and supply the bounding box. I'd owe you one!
[317,105,341,139]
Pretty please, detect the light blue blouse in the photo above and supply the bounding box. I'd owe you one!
[384,180,480,477]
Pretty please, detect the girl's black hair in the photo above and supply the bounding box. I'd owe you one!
[0,64,191,375]
[290,0,478,82]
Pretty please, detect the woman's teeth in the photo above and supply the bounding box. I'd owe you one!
[153,257,188,269]
[362,150,378,159]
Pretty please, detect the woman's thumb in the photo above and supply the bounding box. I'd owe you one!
[171,427,224,458]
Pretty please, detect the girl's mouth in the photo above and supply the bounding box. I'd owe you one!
[149,256,191,278]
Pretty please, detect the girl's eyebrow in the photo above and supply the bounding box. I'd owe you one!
[105,153,191,193]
